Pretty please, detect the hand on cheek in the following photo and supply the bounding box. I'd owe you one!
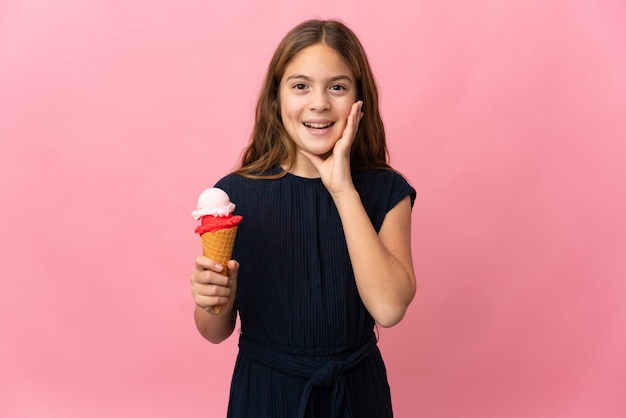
[301,100,363,194]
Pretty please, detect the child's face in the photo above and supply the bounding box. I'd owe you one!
[279,43,357,163]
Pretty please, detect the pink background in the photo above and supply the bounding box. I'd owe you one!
[1,1,625,417]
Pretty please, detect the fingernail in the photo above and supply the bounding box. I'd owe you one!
[215,263,223,271]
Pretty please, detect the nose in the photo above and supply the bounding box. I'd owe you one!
[309,89,330,112]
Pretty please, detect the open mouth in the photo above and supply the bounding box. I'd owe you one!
[303,122,334,129]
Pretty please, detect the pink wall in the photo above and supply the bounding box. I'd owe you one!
[1,1,625,417]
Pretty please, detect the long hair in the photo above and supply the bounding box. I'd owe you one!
[235,19,390,178]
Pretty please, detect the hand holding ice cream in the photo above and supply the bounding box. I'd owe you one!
[192,188,242,314]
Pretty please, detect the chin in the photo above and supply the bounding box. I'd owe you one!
[306,140,339,157]
[304,147,334,159]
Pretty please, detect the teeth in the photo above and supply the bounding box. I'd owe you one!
[304,122,333,129]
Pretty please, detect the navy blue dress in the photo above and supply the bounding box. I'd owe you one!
[215,166,416,418]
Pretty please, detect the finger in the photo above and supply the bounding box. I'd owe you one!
[191,277,232,302]
[346,100,362,129]
[195,256,226,274]
[227,260,240,279]
[192,269,230,286]
[336,101,363,151]
[193,283,231,299]
[195,255,213,270]
[204,282,232,297]
[227,260,239,292]
[351,100,363,118]
[348,101,364,132]
[195,294,230,310]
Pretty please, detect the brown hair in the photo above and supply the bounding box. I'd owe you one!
[235,19,390,178]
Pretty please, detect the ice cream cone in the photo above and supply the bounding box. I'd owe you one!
[200,226,238,314]
[193,187,242,315]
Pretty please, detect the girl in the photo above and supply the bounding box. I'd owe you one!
[190,19,416,418]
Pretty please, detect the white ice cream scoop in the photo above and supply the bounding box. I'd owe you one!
[191,187,236,220]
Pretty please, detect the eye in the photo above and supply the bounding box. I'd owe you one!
[330,84,347,91]
[293,83,307,90]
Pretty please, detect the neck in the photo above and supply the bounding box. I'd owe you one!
[281,154,324,178]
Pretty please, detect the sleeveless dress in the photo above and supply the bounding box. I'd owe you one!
[214,166,416,418]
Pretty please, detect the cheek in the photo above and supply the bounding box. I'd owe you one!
[278,89,290,120]
[340,95,356,113]
[336,102,355,123]
[279,99,299,124]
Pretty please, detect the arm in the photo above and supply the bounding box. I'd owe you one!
[300,101,416,327]
[190,258,239,343]
[332,191,416,327]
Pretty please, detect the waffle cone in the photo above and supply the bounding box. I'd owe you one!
[200,226,238,315]
[200,226,238,274]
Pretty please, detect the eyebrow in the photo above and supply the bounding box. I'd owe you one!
[285,74,353,83]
